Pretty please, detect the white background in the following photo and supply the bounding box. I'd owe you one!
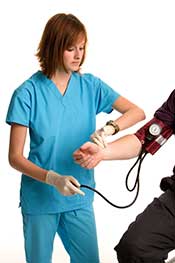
[1,0,175,262]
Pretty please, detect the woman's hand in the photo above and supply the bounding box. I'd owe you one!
[90,124,116,148]
[46,170,85,196]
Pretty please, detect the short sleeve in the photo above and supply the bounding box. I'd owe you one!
[94,76,120,114]
[6,86,31,127]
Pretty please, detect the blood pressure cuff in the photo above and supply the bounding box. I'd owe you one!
[135,90,175,191]
[135,89,175,149]
[134,117,173,155]
[135,117,163,145]
[135,118,174,192]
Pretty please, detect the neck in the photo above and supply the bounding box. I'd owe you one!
[52,69,71,81]
[51,70,72,95]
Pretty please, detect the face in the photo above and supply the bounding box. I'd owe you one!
[63,39,85,73]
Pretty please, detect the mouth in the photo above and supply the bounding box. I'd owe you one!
[72,61,80,65]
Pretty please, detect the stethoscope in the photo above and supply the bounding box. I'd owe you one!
[80,123,162,209]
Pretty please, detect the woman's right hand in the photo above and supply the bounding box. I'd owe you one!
[46,170,85,196]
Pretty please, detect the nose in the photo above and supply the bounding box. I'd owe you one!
[74,48,81,59]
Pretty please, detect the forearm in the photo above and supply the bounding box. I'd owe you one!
[9,154,85,196]
[102,134,142,160]
[114,106,145,131]
[9,154,48,182]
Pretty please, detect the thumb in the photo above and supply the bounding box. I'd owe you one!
[80,141,95,152]
[69,177,85,196]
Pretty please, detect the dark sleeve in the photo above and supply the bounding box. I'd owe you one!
[154,90,175,130]
[154,90,175,191]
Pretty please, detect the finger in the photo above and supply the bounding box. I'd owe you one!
[86,159,100,169]
[73,151,89,162]
[101,136,107,148]
[74,154,91,165]
[70,177,80,187]
[98,132,108,148]
[91,137,105,148]
[73,150,84,158]
[79,141,95,151]
[91,131,104,140]
[75,188,85,196]
[73,155,84,162]
[69,183,85,196]
[79,156,95,169]
[74,158,82,164]
[92,133,106,147]
[90,133,101,143]
[95,133,104,142]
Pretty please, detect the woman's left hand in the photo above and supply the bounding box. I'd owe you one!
[90,124,115,148]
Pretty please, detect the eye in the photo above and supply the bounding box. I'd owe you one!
[67,47,74,52]
[79,46,85,51]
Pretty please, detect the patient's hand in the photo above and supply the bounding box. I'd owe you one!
[73,142,104,169]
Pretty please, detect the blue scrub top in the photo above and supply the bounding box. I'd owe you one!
[6,71,120,214]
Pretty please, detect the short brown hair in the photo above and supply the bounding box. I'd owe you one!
[36,13,87,78]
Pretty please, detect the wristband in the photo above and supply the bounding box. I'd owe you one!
[106,120,120,135]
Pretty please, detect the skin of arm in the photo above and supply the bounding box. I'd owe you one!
[91,96,145,148]
[73,134,142,169]
[8,123,85,195]
[8,124,48,182]
[112,96,146,130]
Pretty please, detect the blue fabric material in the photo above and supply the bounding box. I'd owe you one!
[6,71,120,214]
[23,206,100,263]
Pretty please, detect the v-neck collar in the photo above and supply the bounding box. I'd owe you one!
[39,71,75,100]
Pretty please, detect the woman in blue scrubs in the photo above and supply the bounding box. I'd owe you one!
[6,13,145,263]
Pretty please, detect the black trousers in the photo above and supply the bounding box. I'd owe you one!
[115,189,175,263]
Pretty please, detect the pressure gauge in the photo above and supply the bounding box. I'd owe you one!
[148,123,162,136]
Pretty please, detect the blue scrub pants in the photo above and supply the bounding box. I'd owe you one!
[22,205,100,263]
